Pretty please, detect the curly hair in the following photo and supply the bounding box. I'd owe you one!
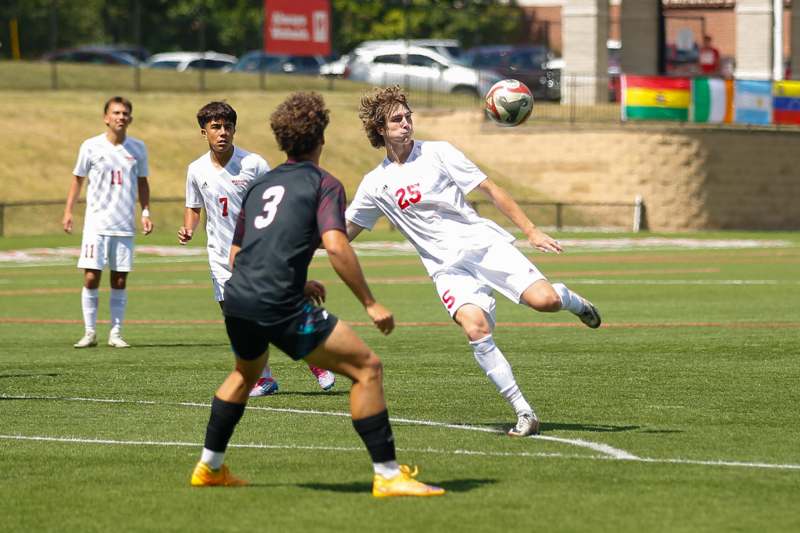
[270,92,330,158]
[197,101,237,128]
[358,86,412,148]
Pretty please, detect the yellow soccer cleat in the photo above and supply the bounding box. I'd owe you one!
[372,465,445,498]
[190,462,248,487]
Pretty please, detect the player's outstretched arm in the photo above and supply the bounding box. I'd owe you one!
[321,229,394,335]
[178,207,202,244]
[62,175,85,234]
[476,178,563,254]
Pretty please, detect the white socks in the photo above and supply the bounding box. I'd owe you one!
[83,287,128,335]
[552,283,586,314]
[470,335,533,416]
[200,448,225,470]
[373,460,400,479]
[109,288,127,333]
[81,287,99,333]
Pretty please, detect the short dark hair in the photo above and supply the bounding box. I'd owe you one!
[197,101,237,128]
[359,86,411,148]
[270,92,329,158]
[104,96,132,114]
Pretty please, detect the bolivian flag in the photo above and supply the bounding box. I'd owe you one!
[772,80,800,125]
[621,75,691,121]
[691,77,733,123]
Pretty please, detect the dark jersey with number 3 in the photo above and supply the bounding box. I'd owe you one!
[223,160,347,325]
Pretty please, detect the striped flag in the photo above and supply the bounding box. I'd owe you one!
[734,80,772,125]
[772,80,800,125]
[690,77,733,123]
[621,75,691,121]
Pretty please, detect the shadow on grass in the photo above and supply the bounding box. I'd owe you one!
[260,391,349,398]
[298,477,496,494]
[127,343,230,348]
[0,373,60,379]
[481,421,641,434]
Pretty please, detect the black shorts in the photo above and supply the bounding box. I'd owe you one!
[225,304,338,361]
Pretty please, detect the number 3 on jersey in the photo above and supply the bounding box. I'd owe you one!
[254,185,285,229]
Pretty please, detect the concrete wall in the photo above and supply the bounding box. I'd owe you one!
[508,127,800,230]
[420,112,800,231]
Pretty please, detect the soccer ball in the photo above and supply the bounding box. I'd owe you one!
[484,79,534,127]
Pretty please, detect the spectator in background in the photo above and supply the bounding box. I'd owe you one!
[698,35,720,76]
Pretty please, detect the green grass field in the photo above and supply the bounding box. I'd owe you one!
[1,231,798,532]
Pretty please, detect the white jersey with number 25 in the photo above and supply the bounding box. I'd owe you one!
[346,140,514,277]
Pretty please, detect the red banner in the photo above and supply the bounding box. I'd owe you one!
[264,0,331,56]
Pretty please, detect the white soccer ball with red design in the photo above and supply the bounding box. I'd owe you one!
[484,79,534,127]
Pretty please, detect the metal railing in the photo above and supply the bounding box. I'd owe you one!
[0,196,645,237]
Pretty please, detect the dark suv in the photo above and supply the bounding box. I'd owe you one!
[461,45,560,101]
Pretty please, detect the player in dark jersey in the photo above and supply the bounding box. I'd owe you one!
[190,92,444,498]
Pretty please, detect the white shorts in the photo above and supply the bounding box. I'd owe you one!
[210,261,232,302]
[433,241,546,324]
[77,233,134,272]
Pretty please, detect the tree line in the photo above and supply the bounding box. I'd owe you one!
[0,0,525,60]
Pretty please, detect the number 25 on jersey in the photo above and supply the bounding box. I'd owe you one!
[395,184,421,210]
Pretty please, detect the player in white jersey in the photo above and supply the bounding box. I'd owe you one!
[346,86,601,437]
[177,101,335,396]
[63,96,153,349]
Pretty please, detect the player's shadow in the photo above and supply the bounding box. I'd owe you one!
[270,391,348,398]
[126,342,230,348]
[298,477,495,494]
[482,421,640,433]
[0,373,60,379]
[540,421,641,433]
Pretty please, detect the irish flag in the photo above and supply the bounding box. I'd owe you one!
[691,77,733,123]
[621,75,691,121]
[772,80,800,125]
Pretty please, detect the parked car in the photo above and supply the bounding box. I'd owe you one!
[144,51,237,72]
[41,46,139,66]
[461,45,560,101]
[344,43,500,97]
[321,54,351,77]
[543,39,621,102]
[355,39,463,60]
[229,51,324,75]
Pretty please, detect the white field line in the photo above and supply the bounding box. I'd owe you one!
[2,433,799,472]
[0,394,637,460]
[4,394,800,470]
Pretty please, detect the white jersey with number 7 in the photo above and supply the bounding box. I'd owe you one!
[185,146,270,279]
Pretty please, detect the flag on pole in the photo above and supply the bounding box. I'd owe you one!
[733,80,772,125]
[772,80,800,125]
[690,77,733,123]
[621,75,691,121]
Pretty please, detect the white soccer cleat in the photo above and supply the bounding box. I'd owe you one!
[249,377,279,397]
[576,297,601,329]
[73,332,97,348]
[316,370,335,391]
[108,331,130,348]
[508,412,540,437]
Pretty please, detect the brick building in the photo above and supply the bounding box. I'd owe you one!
[519,0,793,78]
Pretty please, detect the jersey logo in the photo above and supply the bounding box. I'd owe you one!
[201,181,209,190]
